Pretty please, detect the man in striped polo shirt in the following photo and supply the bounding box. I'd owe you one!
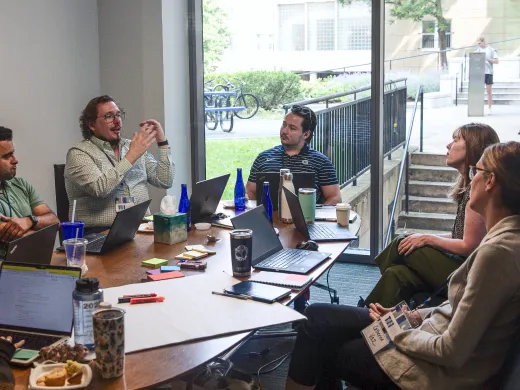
[246,105,341,204]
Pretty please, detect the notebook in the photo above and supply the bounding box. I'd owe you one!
[147,271,185,281]
[250,272,313,289]
[224,280,291,304]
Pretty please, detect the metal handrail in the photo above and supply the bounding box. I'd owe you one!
[384,86,424,247]
[283,78,407,109]
[295,36,520,77]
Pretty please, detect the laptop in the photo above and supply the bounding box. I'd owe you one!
[57,199,151,254]
[0,262,81,366]
[190,174,230,223]
[256,172,315,211]
[231,205,330,274]
[0,223,59,264]
[283,187,358,242]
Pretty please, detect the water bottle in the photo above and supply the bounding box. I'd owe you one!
[280,172,294,224]
[73,278,103,350]
[261,182,273,223]
[234,168,246,211]
[278,169,291,211]
[178,183,191,231]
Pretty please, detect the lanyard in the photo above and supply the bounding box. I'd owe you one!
[0,182,12,218]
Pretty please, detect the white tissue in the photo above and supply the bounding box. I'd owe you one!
[160,195,177,215]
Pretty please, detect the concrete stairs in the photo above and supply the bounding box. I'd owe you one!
[456,80,520,105]
[396,152,458,235]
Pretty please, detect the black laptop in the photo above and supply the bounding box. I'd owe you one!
[256,172,315,211]
[231,205,330,274]
[57,199,151,254]
[0,262,81,366]
[0,223,59,264]
[190,174,230,223]
[283,187,358,242]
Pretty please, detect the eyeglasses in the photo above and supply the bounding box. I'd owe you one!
[469,165,491,180]
[290,105,316,127]
[98,111,125,123]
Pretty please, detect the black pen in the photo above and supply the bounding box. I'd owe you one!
[212,291,250,300]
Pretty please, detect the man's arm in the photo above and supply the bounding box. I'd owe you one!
[0,204,59,242]
[144,149,174,189]
[246,154,263,201]
[321,184,342,204]
[0,339,15,386]
[246,181,256,201]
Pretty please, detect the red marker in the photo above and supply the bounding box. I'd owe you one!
[130,296,165,304]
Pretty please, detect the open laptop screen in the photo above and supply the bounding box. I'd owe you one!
[0,263,80,335]
[231,206,283,265]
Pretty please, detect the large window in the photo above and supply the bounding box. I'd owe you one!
[338,1,371,50]
[278,4,305,51]
[421,19,452,49]
[307,2,335,51]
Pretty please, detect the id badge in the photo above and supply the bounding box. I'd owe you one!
[115,196,135,213]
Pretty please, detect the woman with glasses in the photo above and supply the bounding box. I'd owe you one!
[286,141,520,390]
[362,123,500,308]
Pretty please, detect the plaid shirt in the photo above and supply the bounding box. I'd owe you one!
[64,136,174,228]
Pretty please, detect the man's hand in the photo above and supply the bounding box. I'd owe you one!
[368,303,392,322]
[1,335,25,349]
[139,119,166,143]
[0,216,32,242]
[397,233,431,256]
[125,126,158,164]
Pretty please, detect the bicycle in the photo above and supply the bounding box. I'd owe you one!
[213,78,260,120]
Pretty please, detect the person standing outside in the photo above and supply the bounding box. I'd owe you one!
[476,36,499,114]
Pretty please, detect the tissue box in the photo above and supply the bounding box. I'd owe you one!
[153,212,188,245]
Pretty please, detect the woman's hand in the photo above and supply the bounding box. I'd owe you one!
[398,233,431,256]
[0,335,25,349]
[368,303,392,322]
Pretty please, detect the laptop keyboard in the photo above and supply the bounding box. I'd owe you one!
[259,249,311,269]
[308,224,335,239]
[86,236,107,252]
[0,329,63,351]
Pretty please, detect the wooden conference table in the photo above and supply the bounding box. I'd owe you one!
[13,206,360,390]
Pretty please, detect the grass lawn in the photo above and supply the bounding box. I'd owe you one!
[206,137,280,200]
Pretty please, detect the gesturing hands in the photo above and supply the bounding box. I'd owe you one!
[0,216,32,243]
[126,125,157,164]
[397,233,430,256]
[139,120,166,143]
[1,335,25,349]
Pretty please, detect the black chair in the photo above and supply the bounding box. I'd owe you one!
[53,164,69,242]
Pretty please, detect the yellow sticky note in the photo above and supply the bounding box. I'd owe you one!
[183,251,208,259]
[141,258,168,268]
[185,245,216,255]
[144,215,154,221]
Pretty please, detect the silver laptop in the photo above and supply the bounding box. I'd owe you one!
[283,187,357,242]
[0,262,81,366]
[0,223,59,264]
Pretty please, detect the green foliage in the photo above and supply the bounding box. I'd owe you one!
[206,137,280,200]
[301,74,371,102]
[203,0,231,73]
[205,71,304,110]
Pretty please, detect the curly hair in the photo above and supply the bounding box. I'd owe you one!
[79,95,115,139]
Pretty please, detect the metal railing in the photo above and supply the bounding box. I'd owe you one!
[385,86,424,247]
[284,79,408,188]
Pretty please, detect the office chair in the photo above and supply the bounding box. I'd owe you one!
[53,164,69,242]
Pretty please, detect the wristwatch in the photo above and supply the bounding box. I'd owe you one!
[157,140,169,147]
[27,215,38,229]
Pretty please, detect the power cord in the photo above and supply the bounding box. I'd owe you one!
[326,265,339,304]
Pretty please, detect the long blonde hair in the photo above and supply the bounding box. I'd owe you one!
[481,142,520,214]
[449,123,500,201]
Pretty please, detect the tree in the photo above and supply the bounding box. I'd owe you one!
[337,0,449,69]
[203,0,231,73]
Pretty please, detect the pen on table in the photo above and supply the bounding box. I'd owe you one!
[212,291,250,300]
[129,296,165,304]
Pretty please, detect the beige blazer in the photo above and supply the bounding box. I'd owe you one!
[376,215,520,390]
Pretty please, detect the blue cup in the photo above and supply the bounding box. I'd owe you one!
[61,221,85,240]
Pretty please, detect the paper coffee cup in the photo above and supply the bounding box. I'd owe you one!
[336,203,351,228]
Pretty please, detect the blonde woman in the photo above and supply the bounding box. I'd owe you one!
[286,141,520,390]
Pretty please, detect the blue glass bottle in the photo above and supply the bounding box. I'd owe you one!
[261,182,273,223]
[178,183,191,231]
[234,168,246,211]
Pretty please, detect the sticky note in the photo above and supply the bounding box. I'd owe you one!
[146,269,161,275]
[161,265,181,273]
[141,258,168,268]
[144,215,154,221]
[175,254,192,260]
[147,271,185,281]
[185,245,216,255]
[183,251,208,259]
[13,349,39,360]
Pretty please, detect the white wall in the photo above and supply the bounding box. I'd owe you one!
[0,0,100,213]
[97,0,191,212]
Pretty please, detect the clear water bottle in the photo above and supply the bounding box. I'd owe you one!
[234,168,246,211]
[261,182,273,223]
[73,278,103,350]
[278,169,291,211]
[280,172,294,224]
[178,183,191,231]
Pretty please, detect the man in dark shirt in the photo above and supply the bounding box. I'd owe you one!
[246,105,341,204]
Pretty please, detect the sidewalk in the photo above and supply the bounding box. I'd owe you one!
[407,104,520,154]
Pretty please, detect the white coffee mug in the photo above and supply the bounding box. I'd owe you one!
[336,203,351,228]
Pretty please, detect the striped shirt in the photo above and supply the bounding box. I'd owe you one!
[65,136,174,228]
[248,144,338,202]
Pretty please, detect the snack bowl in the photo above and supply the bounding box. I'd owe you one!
[194,222,211,231]
[29,362,92,389]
